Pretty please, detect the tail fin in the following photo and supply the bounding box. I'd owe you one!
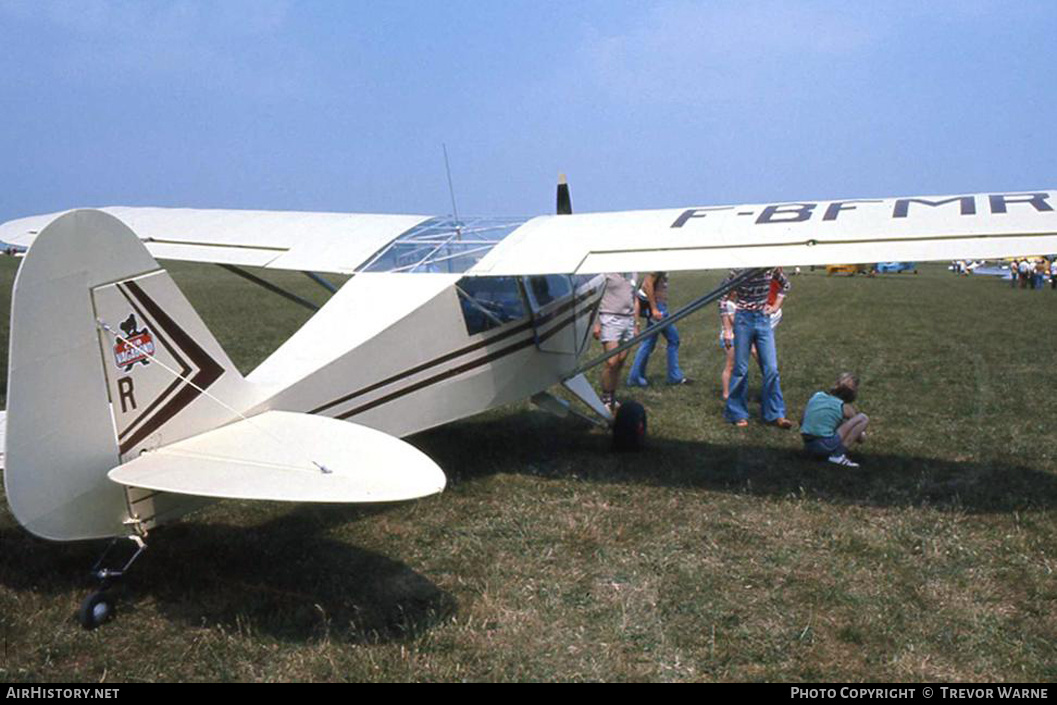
[5,210,253,540]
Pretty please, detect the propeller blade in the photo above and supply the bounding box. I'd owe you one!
[556,173,572,215]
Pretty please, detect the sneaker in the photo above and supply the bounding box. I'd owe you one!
[827,453,860,468]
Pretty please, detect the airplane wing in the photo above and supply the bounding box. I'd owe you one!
[469,190,1057,275]
[0,207,431,274]
[1,190,1054,277]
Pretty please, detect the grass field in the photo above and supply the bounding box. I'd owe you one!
[1,259,1055,682]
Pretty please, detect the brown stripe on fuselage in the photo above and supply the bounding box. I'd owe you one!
[335,302,596,420]
[311,286,599,415]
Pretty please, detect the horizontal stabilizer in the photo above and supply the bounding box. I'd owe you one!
[108,411,446,503]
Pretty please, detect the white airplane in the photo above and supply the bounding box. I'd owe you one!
[1,185,1055,628]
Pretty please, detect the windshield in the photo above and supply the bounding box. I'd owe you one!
[358,215,530,274]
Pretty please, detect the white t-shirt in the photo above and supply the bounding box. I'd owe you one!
[600,273,638,315]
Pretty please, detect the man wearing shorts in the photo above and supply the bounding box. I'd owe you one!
[594,272,640,414]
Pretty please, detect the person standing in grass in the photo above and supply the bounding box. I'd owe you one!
[717,286,783,401]
[627,271,690,387]
[1035,259,1048,290]
[718,294,736,400]
[722,267,793,429]
[1019,259,1031,288]
[594,272,640,415]
[800,372,869,468]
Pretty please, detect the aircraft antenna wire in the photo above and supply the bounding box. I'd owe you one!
[442,143,462,238]
[96,318,333,475]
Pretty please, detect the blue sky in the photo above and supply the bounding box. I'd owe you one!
[0,0,1054,221]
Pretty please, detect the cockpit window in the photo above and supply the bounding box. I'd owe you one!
[456,276,526,335]
[359,216,530,273]
[525,275,572,310]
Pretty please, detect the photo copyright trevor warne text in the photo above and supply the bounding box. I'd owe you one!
[790,687,1048,700]
[6,689,120,700]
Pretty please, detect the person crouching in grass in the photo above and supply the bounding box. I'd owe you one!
[800,373,869,468]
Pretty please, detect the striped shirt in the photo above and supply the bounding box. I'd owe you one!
[720,268,790,312]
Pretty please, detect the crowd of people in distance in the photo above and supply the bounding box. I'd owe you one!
[595,268,867,468]
[1007,258,1057,289]
[952,257,1057,289]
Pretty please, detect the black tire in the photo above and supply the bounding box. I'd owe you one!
[78,590,114,630]
[612,400,647,452]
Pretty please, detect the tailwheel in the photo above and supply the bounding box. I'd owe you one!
[78,590,114,630]
[76,534,147,629]
[612,400,647,452]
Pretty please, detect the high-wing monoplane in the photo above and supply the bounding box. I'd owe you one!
[1,184,1054,627]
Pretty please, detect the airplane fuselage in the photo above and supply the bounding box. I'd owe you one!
[249,273,605,439]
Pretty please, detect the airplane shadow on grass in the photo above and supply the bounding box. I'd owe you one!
[0,505,456,645]
[414,408,1057,514]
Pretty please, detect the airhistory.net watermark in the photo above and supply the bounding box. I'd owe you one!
[6,689,119,699]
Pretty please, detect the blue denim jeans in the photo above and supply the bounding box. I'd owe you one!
[723,309,786,422]
[627,302,685,385]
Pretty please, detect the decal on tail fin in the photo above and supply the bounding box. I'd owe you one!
[114,313,154,371]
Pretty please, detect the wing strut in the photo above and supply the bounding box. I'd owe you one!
[573,268,764,375]
[304,271,338,294]
[218,264,320,312]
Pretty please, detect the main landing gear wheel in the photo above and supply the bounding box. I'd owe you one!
[612,400,647,452]
[78,589,114,630]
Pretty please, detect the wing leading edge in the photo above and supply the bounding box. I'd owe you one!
[470,190,1057,275]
